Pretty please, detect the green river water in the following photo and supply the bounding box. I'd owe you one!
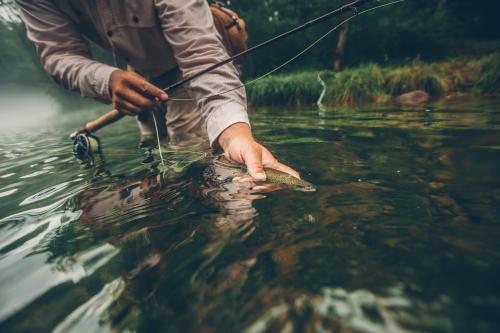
[0,94,499,332]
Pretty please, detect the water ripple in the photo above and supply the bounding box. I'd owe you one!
[244,286,454,333]
[0,189,17,198]
[19,170,50,179]
[0,173,15,179]
[20,182,70,206]
[53,278,126,333]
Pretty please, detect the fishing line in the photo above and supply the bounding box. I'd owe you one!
[152,111,166,166]
[167,0,405,103]
[146,0,405,165]
[71,0,405,157]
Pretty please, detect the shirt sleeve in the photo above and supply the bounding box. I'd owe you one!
[16,0,118,102]
[154,0,249,145]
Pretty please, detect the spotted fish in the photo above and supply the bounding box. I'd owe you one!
[215,156,316,192]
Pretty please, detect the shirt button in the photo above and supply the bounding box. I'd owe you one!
[132,15,140,23]
[107,30,113,37]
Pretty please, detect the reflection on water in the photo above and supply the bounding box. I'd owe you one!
[243,286,454,333]
[0,96,500,332]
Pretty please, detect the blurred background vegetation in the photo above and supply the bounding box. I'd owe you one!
[0,0,499,105]
[238,0,500,76]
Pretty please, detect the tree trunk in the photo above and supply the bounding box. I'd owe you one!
[334,23,349,71]
[437,0,447,12]
[333,0,351,71]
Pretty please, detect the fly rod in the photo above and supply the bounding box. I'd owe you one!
[71,0,375,138]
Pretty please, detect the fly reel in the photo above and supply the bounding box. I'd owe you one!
[72,133,101,161]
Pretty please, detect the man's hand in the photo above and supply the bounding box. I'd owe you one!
[109,70,168,116]
[218,123,300,180]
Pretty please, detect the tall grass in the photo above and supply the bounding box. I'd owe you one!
[246,53,500,107]
[323,64,388,105]
[475,53,500,93]
[246,71,322,106]
[384,61,448,97]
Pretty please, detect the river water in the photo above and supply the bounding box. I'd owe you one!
[0,94,499,332]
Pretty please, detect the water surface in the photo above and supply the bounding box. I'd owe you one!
[0,96,499,332]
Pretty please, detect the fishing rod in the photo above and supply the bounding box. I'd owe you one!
[70,0,375,140]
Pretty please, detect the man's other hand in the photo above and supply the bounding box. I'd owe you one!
[218,123,300,180]
[109,70,168,116]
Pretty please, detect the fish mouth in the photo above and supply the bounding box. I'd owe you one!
[296,186,317,193]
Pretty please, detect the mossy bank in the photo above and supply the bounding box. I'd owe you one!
[246,53,500,107]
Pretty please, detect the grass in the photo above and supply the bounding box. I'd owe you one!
[246,71,322,106]
[475,53,500,94]
[323,64,387,105]
[246,53,500,106]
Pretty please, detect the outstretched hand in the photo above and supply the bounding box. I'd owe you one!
[109,70,168,116]
[218,123,300,180]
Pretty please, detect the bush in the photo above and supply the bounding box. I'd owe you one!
[384,62,447,97]
[245,53,499,107]
[246,71,322,106]
[323,64,388,105]
[475,53,500,93]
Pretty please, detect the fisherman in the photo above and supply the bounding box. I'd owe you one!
[16,0,298,180]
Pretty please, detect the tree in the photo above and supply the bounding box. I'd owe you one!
[333,0,351,71]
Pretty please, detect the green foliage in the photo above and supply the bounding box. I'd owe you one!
[475,53,500,93]
[0,21,47,86]
[1,0,499,101]
[246,71,322,106]
[247,54,499,107]
[235,0,500,78]
[384,62,447,97]
[324,64,387,105]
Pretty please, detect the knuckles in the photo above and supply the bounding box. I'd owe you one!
[113,87,126,98]
[137,99,154,109]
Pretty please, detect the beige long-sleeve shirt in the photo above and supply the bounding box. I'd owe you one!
[16,0,248,144]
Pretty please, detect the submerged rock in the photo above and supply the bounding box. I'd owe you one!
[395,90,430,106]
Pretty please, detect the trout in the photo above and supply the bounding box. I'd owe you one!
[215,156,316,192]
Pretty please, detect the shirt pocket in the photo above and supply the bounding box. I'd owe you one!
[112,0,157,28]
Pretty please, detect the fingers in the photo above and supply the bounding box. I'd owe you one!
[116,88,156,110]
[128,72,168,101]
[266,160,301,179]
[261,146,301,179]
[109,70,169,116]
[217,123,300,182]
[232,176,285,193]
[251,183,286,193]
[244,145,266,181]
[115,100,140,116]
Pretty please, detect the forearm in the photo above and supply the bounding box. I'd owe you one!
[154,0,249,144]
[17,0,118,102]
[43,54,117,102]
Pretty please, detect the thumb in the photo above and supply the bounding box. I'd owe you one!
[244,146,266,181]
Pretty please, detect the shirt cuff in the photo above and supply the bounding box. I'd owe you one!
[90,64,119,102]
[206,101,249,146]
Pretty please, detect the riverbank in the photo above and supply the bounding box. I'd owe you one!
[246,53,500,107]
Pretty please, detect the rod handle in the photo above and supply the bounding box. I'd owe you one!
[70,109,124,138]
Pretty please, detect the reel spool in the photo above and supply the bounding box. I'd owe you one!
[73,133,101,161]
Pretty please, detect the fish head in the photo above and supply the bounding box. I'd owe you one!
[293,181,317,192]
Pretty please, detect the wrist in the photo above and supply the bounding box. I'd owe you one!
[108,69,125,95]
[218,122,253,152]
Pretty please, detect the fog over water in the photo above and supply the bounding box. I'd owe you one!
[0,90,61,130]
